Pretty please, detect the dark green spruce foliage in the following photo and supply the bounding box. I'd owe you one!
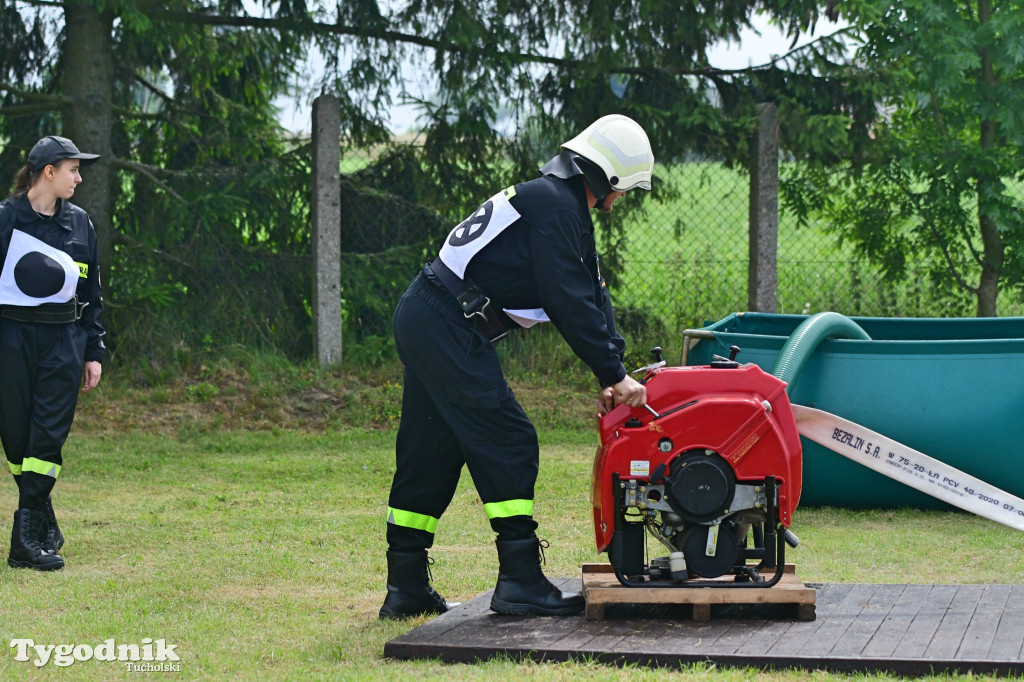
[2,0,886,365]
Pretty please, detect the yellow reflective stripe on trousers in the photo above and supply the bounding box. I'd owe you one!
[19,458,61,479]
[387,506,439,534]
[8,461,22,475]
[483,499,533,519]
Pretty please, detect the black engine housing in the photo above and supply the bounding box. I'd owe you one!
[666,452,736,523]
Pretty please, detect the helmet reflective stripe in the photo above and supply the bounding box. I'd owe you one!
[483,498,534,519]
[561,114,654,192]
[587,129,653,190]
[387,506,439,533]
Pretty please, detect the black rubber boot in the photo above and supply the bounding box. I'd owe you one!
[8,509,64,571]
[42,497,64,554]
[378,550,452,620]
[490,536,584,616]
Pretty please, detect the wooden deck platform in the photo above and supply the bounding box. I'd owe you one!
[582,563,816,622]
[383,578,1024,675]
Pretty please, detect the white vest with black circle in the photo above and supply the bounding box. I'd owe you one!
[0,229,79,306]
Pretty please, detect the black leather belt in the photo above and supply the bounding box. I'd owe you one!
[0,297,84,324]
[426,259,515,343]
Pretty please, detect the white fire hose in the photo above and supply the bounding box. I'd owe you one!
[793,404,1024,532]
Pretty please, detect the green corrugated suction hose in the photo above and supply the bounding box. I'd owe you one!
[770,312,872,393]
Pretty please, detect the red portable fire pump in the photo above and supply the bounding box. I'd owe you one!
[592,346,803,587]
[592,313,1024,589]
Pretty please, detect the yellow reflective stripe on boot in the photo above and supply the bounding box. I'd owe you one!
[483,499,533,519]
[8,461,22,475]
[387,507,439,534]
[20,458,61,479]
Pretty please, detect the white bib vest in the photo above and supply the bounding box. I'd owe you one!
[0,229,79,306]
[437,187,551,328]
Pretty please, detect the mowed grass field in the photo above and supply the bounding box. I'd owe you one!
[5,160,1024,678]
[2,375,1023,680]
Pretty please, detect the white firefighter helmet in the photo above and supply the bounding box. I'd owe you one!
[560,114,654,193]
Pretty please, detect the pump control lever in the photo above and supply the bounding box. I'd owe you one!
[632,345,667,379]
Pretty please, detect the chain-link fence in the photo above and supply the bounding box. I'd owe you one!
[610,161,1024,336]
[329,152,1024,362]
[105,145,1024,366]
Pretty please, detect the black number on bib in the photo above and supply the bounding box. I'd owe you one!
[448,201,493,246]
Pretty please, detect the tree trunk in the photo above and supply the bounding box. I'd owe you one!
[61,1,114,272]
[976,159,1003,318]
[975,0,1002,318]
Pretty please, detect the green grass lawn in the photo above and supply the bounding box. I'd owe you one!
[2,385,1022,680]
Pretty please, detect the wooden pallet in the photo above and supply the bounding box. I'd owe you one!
[582,563,816,622]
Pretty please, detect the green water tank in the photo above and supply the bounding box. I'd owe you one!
[682,313,1024,509]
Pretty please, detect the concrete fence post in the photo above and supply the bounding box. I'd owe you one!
[311,94,342,366]
[748,102,779,313]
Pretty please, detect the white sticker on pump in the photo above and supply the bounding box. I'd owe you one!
[630,460,650,476]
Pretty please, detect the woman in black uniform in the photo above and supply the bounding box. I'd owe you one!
[0,136,106,571]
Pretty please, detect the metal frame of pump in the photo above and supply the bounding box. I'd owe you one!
[608,472,789,588]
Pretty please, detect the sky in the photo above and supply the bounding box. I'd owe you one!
[276,13,849,136]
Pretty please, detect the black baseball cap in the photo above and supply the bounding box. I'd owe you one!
[27,136,100,171]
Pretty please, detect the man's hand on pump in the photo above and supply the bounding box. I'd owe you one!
[598,375,647,416]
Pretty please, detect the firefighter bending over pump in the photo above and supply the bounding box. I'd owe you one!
[380,115,655,619]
